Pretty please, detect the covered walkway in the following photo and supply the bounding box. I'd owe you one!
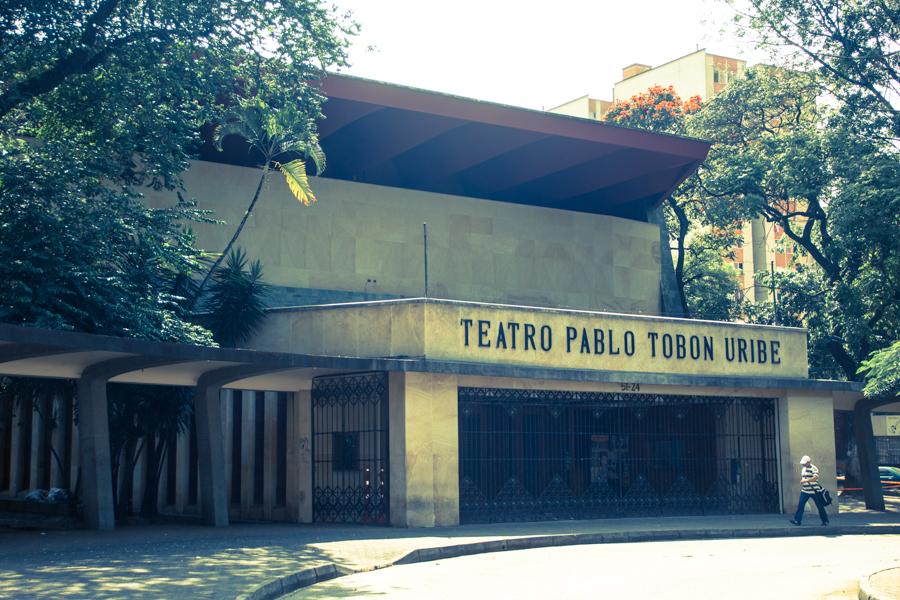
[0,323,412,530]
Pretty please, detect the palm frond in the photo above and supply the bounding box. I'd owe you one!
[212,122,250,152]
[303,140,326,175]
[276,159,317,205]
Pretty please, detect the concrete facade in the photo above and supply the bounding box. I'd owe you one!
[145,161,663,316]
[251,299,809,379]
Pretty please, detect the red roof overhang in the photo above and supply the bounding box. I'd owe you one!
[211,74,711,221]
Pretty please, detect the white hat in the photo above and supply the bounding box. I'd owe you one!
[799,455,811,464]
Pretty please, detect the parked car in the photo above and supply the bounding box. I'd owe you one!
[879,466,900,482]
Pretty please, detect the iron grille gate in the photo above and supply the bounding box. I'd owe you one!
[459,388,779,524]
[312,372,389,524]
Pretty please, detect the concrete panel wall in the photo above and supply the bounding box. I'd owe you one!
[144,160,662,315]
[250,299,809,379]
[389,372,459,527]
[778,392,838,517]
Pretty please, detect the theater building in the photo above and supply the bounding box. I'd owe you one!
[0,75,861,529]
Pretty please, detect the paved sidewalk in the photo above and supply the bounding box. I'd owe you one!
[1,510,900,599]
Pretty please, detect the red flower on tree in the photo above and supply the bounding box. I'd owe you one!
[604,85,702,134]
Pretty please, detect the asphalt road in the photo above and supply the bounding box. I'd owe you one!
[287,534,900,600]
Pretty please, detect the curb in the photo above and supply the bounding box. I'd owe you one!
[237,524,900,600]
[235,564,346,600]
[858,567,900,600]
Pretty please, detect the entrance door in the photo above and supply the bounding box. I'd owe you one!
[458,387,778,524]
[311,372,389,524]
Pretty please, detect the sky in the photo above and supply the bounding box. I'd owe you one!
[327,0,770,111]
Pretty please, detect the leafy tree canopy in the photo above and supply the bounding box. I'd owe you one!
[692,66,900,380]
[0,0,354,342]
[734,0,900,140]
[605,85,741,318]
[859,341,900,399]
[605,85,702,134]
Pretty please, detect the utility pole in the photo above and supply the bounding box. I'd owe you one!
[771,260,777,324]
[423,222,429,298]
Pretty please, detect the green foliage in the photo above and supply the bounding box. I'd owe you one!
[0,0,353,341]
[859,341,900,399]
[0,138,215,343]
[107,383,193,517]
[605,85,742,319]
[196,95,329,302]
[201,249,270,348]
[735,0,900,140]
[682,242,742,322]
[692,66,900,379]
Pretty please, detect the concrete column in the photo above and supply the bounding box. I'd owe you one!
[287,389,313,523]
[389,372,459,527]
[221,390,233,509]
[263,392,277,519]
[175,426,190,513]
[750,217,770,303]
[50,394,68,488]
[0,397,10,491]
[132,438,145,514]
[8,398,27,495]
[69,416,79,494]
[646,205,686,317]
[240,391,255,516]
[76,374,115,530]
[29,397,44,490]
[194,382,229,527]
[778,392,838,518]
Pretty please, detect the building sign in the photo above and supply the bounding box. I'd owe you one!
[256,299,809,379]
[443,304,808,378]
[459,318,783,366]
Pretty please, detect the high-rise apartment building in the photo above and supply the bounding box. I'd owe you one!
[550,49,799,304]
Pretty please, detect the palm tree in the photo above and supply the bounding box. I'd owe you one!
[200,248,270,348]
[192,97,325,306]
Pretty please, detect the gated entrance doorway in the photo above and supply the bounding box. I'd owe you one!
[311,372,389,524]
[458,387,779,524]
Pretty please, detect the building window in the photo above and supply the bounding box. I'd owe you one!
[713,69,721,83]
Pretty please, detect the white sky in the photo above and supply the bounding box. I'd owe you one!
[329,0,770,110]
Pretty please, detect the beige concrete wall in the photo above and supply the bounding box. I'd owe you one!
[286,389,313,523]
[547,95,591,118]
[251,299,809,379]
[145,160,662,315]
[778,392,838,517]
[388,372,459,527]
[614,50,709,102]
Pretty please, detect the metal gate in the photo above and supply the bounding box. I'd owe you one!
[312,372,389,524]
[459,388,779,524]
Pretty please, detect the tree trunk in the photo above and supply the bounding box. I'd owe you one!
[191,166,269,309]
[141,435,161,518]
[854,398,886,511]
[667,197,691,315]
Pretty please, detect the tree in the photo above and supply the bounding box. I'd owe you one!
[0,0,353,341]
[734,0,900,140]
[193,97,326,303]
[682,240,743,321]
[691,66,900,380]
[200,249,271,348]
[859,341,900,399]
[605,86,735,317]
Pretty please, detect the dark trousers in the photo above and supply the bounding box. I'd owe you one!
[793,491,829,524]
